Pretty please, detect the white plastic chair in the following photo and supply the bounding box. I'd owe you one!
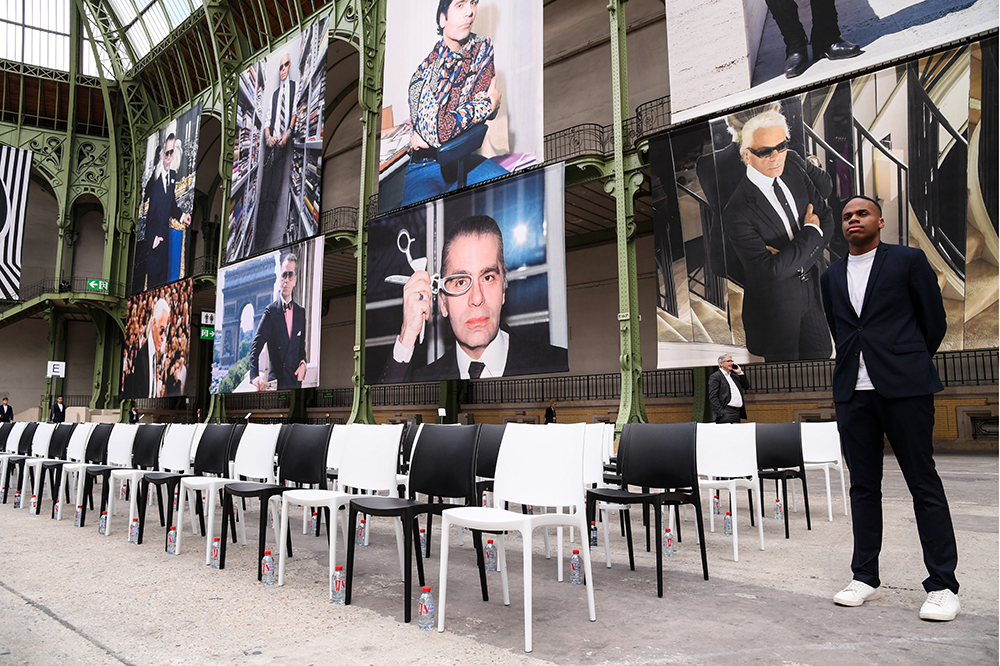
[437,423,597,653]
[0,422,28,499]
[175,423,282,564]
[800,421,848,522]
[52,422,97,520]
[77,424,139,526]
[135,424,203,547]
[17,422,56,511]
[696,422,765,562]
[278,423,406,599]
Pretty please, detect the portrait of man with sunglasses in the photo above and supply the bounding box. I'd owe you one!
[382,214,567,382]
[140,133,191,290]
[249,252,308,390]
[723,108,834,363]
[122,297,172,399]
[255,53,298,254]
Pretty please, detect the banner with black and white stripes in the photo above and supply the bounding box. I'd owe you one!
[0,144,32,300]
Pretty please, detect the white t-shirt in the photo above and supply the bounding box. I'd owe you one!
[847,246,878,391]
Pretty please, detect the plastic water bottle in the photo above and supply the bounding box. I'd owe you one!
[713,494,721,515]
[589,521,598,548]
[99,511,109,535]
[129,518,139,544]
[569,549,584,584]
[261,550,275,584]
[724,511,733,536]
[774,498,783,521]
[419,528,427,553]
[54,498,60,520]
[268,505,275,530]
[13,489,20,509]
[310,511,318,536]
[482,490,489,507]
[173,487,179,511]
[119,480,128,501]
[356,518,366,546]
[29,494,37,514]
[484,539,497,571]
[663,527,674,557]
[526,504,533,515]
[74,504,82,527]
[417,586,435,630]
[211,537,221,568]
[167,526,177,554]
[331,565,346,604]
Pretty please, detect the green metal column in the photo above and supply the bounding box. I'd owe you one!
[41,312,66,422]
[348,0,386,425]
[607,0,648,436]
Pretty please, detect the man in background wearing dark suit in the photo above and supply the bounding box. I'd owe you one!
[255,54,297,253]
[765,0,860,78]
[724,109,833,363]
[382,215,567,382]
[707,353,750,423]
[0,397,13,423]
[821,195,959,621]
[142,134,191,289]
[50,396,65,423]
[250,252,308,390]
[544,400,557,424]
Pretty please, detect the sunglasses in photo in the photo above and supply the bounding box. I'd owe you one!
[747,140,789,159]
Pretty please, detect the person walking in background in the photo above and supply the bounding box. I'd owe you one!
[0,397,13,423]
[708,354,750,423]
[50,395,65,423]
[821,195,960,621]
[544,400,557,424]
[129,404,139,424]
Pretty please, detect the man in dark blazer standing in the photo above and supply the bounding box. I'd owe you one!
[707,353,750,423]
[0,397,13,423]
[255,53,297,253]
[50,396,65,423]
[250,252,308,390]
[820,195,959,621]
[724,109,833,363]
[142,134,191,290]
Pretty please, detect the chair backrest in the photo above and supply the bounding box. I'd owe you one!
[799,421,842,464]
[85,423,115,464]
[408,424,481,502]
[229,422,247,461]
[17,422,38,455]
[475,424,505,479]
[338,424,405,493]
[106,424,139,467]
[620,422,699,491]
[0,423,12,452]
[4,422,26,453]
[277,423,333,486]
[131,424,167,469]
[602,423,616,463]
[398,423,421,474]
[493,423,588,511]
[582,423,607,486]
[157,424,198,473]
[47,424,77,460]
[232,423,282,482]
[695,422,758,479]
[193,424,237,476]
[186,423,208,465]
[30,423,57,457]
[755,423,803,469]
[65,423,96,462]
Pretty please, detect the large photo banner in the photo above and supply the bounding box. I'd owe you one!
[226,17,329,263]
[377,0,544,213]
[0,143,32,300]
[366,163,568,383]
[131,104,202,295]
[121,279,193,399]
[212,237,324,394]
[653,39,998,369]
[664,0,996,121]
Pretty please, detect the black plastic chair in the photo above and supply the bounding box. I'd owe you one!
[28,423,76,514]
[219,423,332,580]
[0,423,14,451]
[62,423,113,525]
[755,423,811,539]
[346,424,486,623]
[2,422,38,504]
[585,422,708,597]
[88,424,166,530]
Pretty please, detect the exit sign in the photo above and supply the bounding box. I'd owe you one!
[86,279,109,291]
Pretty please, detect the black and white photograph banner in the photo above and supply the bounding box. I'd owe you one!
[0,143,32,300]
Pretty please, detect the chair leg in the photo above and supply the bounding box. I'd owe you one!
[578,523,597,621]
[654,502,663,598]
[345,506,358,605]
[729,486,739,562]
[437,517,451,633]
[204,488,218,566]
[522,524,534,653]
[256,494,269,582]
[218,491,231,571]
[137,478,149,545]
[424,501,434,559]
[411,514,425,587]
[403,515,415,623]
[471,528,488,602]
[800,473,811,530]
[623,508,636,571]
[601,508,612,568]
[692,499,709,581]
[782,478,790,539]
[278,495,291,587]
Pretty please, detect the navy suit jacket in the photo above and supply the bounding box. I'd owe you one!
[143,170,183,288]
[820,242,946,402]
[250,299,307,390]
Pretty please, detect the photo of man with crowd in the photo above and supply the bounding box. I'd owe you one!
[121,279,193,399]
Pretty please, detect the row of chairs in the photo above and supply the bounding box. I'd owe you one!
[0,417,846,653]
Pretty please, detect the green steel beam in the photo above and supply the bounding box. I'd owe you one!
[607,0,648,437]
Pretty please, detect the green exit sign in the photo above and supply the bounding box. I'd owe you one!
[86,278,109,291]
[200,327,215,340]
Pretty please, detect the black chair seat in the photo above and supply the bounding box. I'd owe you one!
[219,483,288,579]
[352,496,421,514]
[227,481,282,496]
[137,472,189,550]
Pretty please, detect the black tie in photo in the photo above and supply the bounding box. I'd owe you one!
[772,179,800,233]
[283,301,293,312]
[468,361,485,379]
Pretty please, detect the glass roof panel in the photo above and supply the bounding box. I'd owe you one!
[2,0,24,24]
[24,0,69,33]
[24,26,69,70]
[107,0,138,25]
[161,0,192,28]
[141,2,169,44]
[0,21,24,63]
[125,18,151,59]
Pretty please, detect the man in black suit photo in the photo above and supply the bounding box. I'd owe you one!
[707,353,750,423]
[123,298,171,399]
[821,195,960,621]
[382,215,568,382]
[544,400,557,424]
[141,134,191,289]
[0,397,13,423]
[249,252,308,391]
[765,0,861,78]
[50,396,65,423]
[723,109,833,363]
[255,53,297,254]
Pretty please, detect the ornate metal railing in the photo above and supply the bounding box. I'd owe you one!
[3,276,126,304]
[190,255,218,277]
[321,206,359,234]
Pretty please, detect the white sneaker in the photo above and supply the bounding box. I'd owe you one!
[919,589,960,621]
[833,580,881,606]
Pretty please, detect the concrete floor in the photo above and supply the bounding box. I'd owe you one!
[0,452,996,665]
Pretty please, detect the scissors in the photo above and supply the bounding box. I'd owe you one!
[384,228,429,343]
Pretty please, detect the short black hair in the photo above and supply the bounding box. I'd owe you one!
[436,0,451,35]
[165,132,176,144]
[441,215,506,281]
[846,195,882,216]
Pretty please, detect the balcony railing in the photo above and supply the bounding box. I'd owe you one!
[191,255,218,277]
[3,276,126,305]
[321,206,359,235]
